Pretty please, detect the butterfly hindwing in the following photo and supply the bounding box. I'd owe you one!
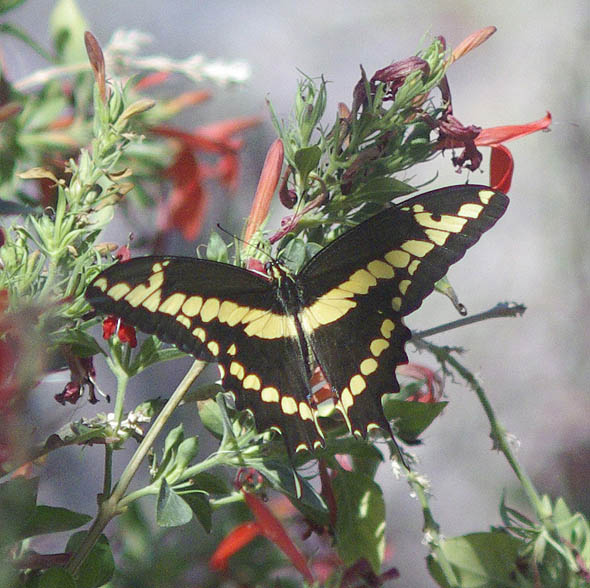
[86,256,324,453]
[298,185,508,436]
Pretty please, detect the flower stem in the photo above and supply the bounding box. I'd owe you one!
[65,359,206,576]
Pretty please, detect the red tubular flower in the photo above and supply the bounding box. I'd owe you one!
[209,521,261,572]
[55,354,100,405]
[243,139,284,243]
[151,116,260,240]
[437,112,552,191]
[210,474,314,584]
[102,315,137,348]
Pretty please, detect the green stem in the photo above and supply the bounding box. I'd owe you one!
[426,342,550,522]
[103,446,113,499]
[112,367,129,429]
[402,462,459,586]
[65,360,206,576]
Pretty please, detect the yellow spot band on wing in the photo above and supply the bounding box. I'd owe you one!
[367,260,395,279]
[479,189,494,204]
[414,212,468,233]
[107,283,130,301]
[425,228,450,246]
[230,361,245,380]
[458,203,484,218]
[182,296,203,317]
[385,250,410,268]
[261,387,279,403]
[94,277,108,292]
[370,338,390,357]
[159,292,186,315]
[200,298,220,322]
[401,240,434,257]
[281,396,298,415]
[125,270,164,307]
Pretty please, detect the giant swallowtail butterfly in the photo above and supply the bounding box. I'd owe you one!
[86,185,508,455]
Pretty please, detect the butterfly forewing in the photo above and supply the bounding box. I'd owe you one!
[85,256,324,453]
[298,185,508,437]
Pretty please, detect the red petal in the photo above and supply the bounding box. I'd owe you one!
[243,139,284,243]
[242,490,314,583]
[160,147,208,240]
[102,316,118,340]
[134,72,171,91]
[489,144,514,193]
[117,323,137,348]
[196,116,261,141]
[475,112,552,146]
[209,521,261,571]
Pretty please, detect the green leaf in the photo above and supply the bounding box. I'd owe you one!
[427,531,523,588]
[293,145,321,181]
[280,236,307,274]
[206,231,229,263]
[156,479,193,527]
[166,436,199,482]
[36,567,76,588]
[178,490,212,533]
[49,0,89,64]
[332,470,386,573]
[65,532,114,588]
[0,0,27,14]
[352,177,415,201]
[0,477,39,545]
[51,328,102,357]
[197,398,224,438]
[21,505,91,537]
[255,459,328,525]
[383,399,447,443]
[191,472,231,495]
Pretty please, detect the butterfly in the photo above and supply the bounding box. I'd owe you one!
[85,184,508,455]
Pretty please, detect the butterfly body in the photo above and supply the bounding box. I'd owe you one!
[86,185,508,455]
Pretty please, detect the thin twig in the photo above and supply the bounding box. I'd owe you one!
[413,302,526,341]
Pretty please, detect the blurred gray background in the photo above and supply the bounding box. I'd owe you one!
[3,0,590,585]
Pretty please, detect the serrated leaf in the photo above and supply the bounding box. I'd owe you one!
[383,399,447,443]
[293,145,321,181]
[21,505,91,537]
[427,531,523,588]
[332,470,385,573]
[179,490,212,533]
[65,532,114,588]
[156,479,193,527]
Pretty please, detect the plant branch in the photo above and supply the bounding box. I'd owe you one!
[65,359,206,576]
[413,302,526,340]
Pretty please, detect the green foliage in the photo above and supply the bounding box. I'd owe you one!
[0,3,579,587]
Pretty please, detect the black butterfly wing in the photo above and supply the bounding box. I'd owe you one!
[297,185,509,438]
[86,256,324,453]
